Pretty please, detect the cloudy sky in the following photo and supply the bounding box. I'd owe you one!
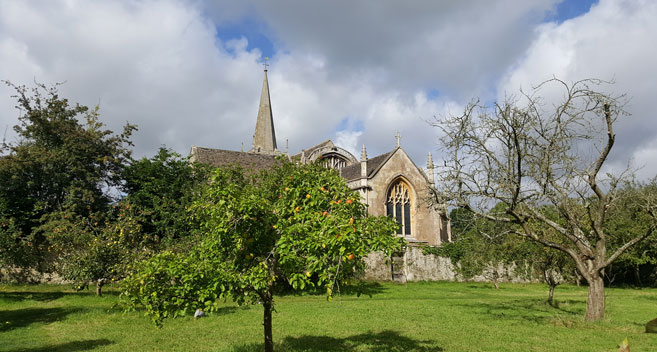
[1,0,655,179]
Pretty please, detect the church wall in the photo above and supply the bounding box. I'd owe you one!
[361,149,444,246]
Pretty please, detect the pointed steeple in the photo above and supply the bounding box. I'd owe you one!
[250,68,278,154]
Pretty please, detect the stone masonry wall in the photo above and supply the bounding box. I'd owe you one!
[362,245,456,281]
[362,245,534,283]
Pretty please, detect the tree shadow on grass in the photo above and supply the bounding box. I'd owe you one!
[9,338,113,352]
[639,295,657,302]
[0,291,67,302]
[232,330,443,351]
[456,298,585,324]
[276,281,388,299]
[207,306,239,317]
[0,290,119,303]
[0,307,83,332]
[466,284,497,290]
[337,281,388,298]
[121,305,240,319]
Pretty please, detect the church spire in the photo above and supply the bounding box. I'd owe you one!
[250,65,277,154]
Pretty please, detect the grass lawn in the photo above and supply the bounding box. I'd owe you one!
[1,281,656,351]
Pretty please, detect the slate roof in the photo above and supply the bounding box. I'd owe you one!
[291,140,335,160]
[190,146,279,171]
[191,145,398,183]
[340,151,393,181]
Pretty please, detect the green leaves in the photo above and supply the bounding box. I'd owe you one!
[122,160,402,326]
[0,81,135,272]
[120,148,210,248]
[121,249,233,326]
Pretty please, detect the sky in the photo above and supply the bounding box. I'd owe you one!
[1,0,656,179]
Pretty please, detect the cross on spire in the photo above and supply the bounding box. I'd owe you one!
[262,57,270,71]
[395,131,401,147]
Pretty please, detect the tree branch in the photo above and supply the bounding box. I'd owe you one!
[603,224,656,268]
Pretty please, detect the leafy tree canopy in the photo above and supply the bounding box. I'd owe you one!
[51,148,210,294]
[0,81,135,272]
[122,160,403,352]
[604,180,657,286]
[121,147,211,248]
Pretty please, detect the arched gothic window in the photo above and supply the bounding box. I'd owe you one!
[386,180,411,236]
[320,154,348,171]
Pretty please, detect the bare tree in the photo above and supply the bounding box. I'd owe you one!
[433,78,657,321]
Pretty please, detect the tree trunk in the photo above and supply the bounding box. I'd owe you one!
[585,274,605,321]
[543,269,557,306]
[96,278,105,297]
[263,298,274,352]
[262,256,277,352]
[492,280,499,290]
[548,284,556,306]
[634,264,642,286]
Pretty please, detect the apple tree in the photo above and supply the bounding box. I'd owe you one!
[433,78,657,321]
[121,160,402,352]
[47,204,144,296]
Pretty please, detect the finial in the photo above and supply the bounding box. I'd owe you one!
[360,144,368,180]
[427,152,435,187]
[286,139,289,153]
[241,142,244,152]
[262,57,270,71]
[395,131,401,147]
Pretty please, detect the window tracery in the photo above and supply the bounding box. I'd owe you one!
[320,155,348,171]
[386,180,411,236]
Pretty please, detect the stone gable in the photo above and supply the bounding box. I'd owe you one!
[348,147,448,246]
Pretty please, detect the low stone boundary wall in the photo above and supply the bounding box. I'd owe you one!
[362,244,535,283]
[1,267,67,284]
[362,245,456,282]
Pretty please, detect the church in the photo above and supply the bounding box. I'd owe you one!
[190,68,451,248]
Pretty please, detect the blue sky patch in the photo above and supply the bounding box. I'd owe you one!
[215,17,276,59]
[426,89,440,100]
[335,117,364,133]
[547,0,598,23]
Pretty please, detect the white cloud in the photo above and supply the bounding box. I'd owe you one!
[0,0,265,156]
[335,130,363,158]
[204,0,559,99]
[1,0,654,183]
[631,140,657,180]
[498,0,657,178]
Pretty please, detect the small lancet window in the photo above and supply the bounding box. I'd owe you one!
[386,180,411,236]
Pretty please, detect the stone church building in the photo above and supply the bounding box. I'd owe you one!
[190,69,451,252]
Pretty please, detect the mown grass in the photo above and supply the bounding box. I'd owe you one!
[1,281,655,351]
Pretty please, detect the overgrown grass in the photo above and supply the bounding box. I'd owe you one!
[1,281,655,351]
